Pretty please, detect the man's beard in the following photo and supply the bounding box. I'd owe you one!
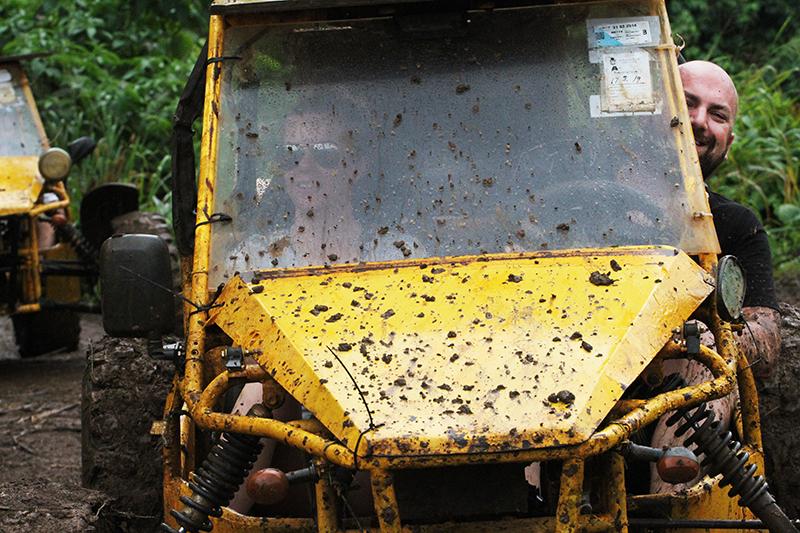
[694,130,725,178]
[698,150,723,179]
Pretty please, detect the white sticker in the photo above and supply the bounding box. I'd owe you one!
[0,82,15,104]
[594,21,651,46]
[587,17,660,50]
[601,50,655,113]
[589,95,661,117]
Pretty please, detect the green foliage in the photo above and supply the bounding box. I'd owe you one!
[0,0,208,220]
[667,0,797,67]
[708,36,800,275]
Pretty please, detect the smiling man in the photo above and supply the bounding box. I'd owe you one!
[681,60,738,178]
[680,60,780,377]
[650,60,781,493]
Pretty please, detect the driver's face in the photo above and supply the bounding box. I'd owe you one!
[281,113,355,211]
[679,61,738,179]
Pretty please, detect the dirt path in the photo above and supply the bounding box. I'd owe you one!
[759,303,800,519]
[0,314,107,532]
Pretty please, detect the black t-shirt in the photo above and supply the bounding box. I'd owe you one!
[708,190,780,311]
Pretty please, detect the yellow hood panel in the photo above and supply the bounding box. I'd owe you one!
[0,157,43,215]
[208,247,713,456]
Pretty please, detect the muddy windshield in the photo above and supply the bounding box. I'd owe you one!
[207,1,717,286]
[0,64,46,157]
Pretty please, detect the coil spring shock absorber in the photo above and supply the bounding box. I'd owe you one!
[46,213,99,265]
[666,404,798,533]
[161,431,263,533]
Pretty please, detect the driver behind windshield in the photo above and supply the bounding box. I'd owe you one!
[223,96,421,272]
[272,105,366,266]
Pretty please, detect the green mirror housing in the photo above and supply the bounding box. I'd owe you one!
[100,234,175,337]
[716,255,746,323]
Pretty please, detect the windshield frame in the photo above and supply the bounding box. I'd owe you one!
[195,0,719,290]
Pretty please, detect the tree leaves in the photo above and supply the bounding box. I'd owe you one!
[0,0,209,220]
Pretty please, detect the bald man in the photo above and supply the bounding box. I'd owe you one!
[650,61,781,493]
[681,60,780,377]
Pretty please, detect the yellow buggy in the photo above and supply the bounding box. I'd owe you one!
[91,0,797,531]
[0,53,175,356]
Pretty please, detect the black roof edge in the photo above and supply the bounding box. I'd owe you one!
[209,0,569,16]
[210,0,429,15]
[0,52,53,65]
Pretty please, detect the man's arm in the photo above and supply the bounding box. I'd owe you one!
[737,306,781,378]
[649,306,780,493]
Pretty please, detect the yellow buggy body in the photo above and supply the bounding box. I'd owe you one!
[95,0,796,531]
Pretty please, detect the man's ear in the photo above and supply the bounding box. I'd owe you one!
[724,133,735,160]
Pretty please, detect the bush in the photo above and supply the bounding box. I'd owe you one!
[667,0,798,72]
[0,0,209,220]
[708,35,800,275]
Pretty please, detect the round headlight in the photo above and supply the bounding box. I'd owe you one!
[38,147,72,182]
[716,255,746,322]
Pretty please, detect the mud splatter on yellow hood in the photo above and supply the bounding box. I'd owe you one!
[208,246,713,456]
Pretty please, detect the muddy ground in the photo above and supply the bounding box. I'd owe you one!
[0,313,109,532]
[1,286,800,533]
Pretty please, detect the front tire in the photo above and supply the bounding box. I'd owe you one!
[12,308,80,357]
[81,336,173,532]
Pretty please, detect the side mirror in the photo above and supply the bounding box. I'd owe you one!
[716,255,746,322]
[100,234,175,337]
[67,136,97,165]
